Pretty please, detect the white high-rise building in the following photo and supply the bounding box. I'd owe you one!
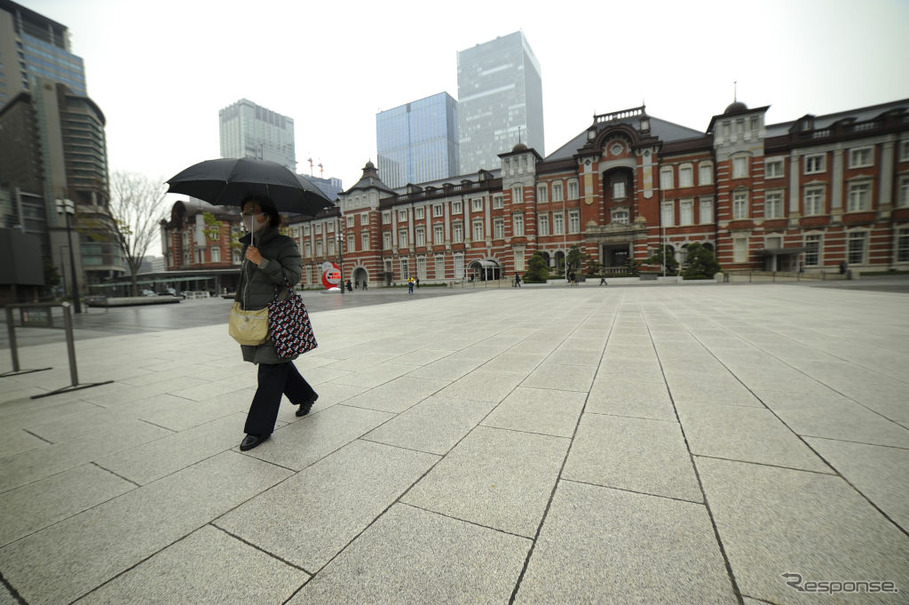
[457,31,544,174]
[219,98,296,171]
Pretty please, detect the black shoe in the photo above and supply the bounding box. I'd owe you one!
[240,434,269,451]
[296,394,319,417]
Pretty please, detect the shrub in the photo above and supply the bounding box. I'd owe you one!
[682,243,721,279]
[644,245,679,274]
[523,251,551,283]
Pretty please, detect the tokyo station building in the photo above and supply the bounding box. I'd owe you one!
[162,97,909,289]
[290,97,909,288]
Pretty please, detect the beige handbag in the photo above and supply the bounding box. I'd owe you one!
[228,301,268,345]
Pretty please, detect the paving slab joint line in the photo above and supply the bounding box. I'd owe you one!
[21,428,54,445]
[0,571,26,605]
[671,310,909,538]
[507,300,619,605]
[67,528,204,605]
[584,409,679,423]
[90,461,142,488]
[785,446,909,538]
[398,501,534,541]
[292,468,452,588]
[685,304,905,426]
[560,477,706,507]
[210,523,312,574]
[356,436,442,458]
[741,594,780,605]
[798,435,909,452]
[734,312,909,390]
[690,454,837,476]
[643,307,747,605]
[136,416,179,433]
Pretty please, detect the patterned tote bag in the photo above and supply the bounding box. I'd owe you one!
[268,277,318,358]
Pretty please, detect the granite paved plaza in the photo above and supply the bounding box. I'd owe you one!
[1,283,907,604]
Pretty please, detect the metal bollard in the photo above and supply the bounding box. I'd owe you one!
[62,303,79,387]
[5,306,20,373]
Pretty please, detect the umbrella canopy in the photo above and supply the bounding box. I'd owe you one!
[165,158,334,216]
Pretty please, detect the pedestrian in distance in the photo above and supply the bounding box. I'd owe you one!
[346,279,353,293]
[362,277,368,290]
[235,194,318,452]
[514,273,522,288]
[407,276,415,294]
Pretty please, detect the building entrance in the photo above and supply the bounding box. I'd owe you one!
[353,267,369,289]
[602,244,630,272]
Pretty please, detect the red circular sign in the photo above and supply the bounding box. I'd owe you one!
[322,263,341,289]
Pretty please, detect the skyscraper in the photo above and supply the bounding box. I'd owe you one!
[0,0,87,108]
[376,92,460,189]
[219,99,296,171]
[457,31,544,174]
[0,0,120,295]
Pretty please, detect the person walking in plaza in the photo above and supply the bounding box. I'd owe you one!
[235,195,318,452]
[362,277,368,290]
[514,273,522,288]
[407,276,415,294]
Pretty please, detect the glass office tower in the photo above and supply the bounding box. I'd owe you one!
[376,92,460,189]
[219,98,296,171]
[0,0,87,107]
[457,31,544,174]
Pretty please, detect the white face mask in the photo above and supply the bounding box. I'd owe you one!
[243,215,258,233]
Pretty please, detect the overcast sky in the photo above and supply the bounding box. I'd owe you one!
[25,0,909,195]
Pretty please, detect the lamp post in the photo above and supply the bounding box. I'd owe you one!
[56,198,82,313]
[660,189,667,278]
[337,230,344,295]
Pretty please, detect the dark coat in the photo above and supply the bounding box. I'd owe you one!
[235,226,302,364]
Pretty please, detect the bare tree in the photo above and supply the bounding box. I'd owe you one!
[105,171,168,296]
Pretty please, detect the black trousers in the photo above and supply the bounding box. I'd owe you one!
[244,362,317,436]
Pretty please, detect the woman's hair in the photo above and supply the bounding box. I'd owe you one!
[240,194,281,228]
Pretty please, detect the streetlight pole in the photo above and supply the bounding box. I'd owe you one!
[337,230,344,295]
[56,198,82,313]
[660,189,667,278]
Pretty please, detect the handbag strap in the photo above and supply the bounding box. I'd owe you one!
[271,275,296,304]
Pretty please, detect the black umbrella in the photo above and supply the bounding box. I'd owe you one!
[165,157,334,216]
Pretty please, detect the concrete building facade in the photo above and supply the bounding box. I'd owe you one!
[0,1,120,299]
[219,99,296,171]
[457,31,544,175]
[0,0,86,107]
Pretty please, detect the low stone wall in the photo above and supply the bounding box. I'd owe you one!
[86,296,181,307]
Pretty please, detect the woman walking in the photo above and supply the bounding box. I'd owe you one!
[235,194,318,451]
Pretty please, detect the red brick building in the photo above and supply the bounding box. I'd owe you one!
[162,98,908,289]
[292,98,908,287]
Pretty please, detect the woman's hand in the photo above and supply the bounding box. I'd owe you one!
[245,246,264,266]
